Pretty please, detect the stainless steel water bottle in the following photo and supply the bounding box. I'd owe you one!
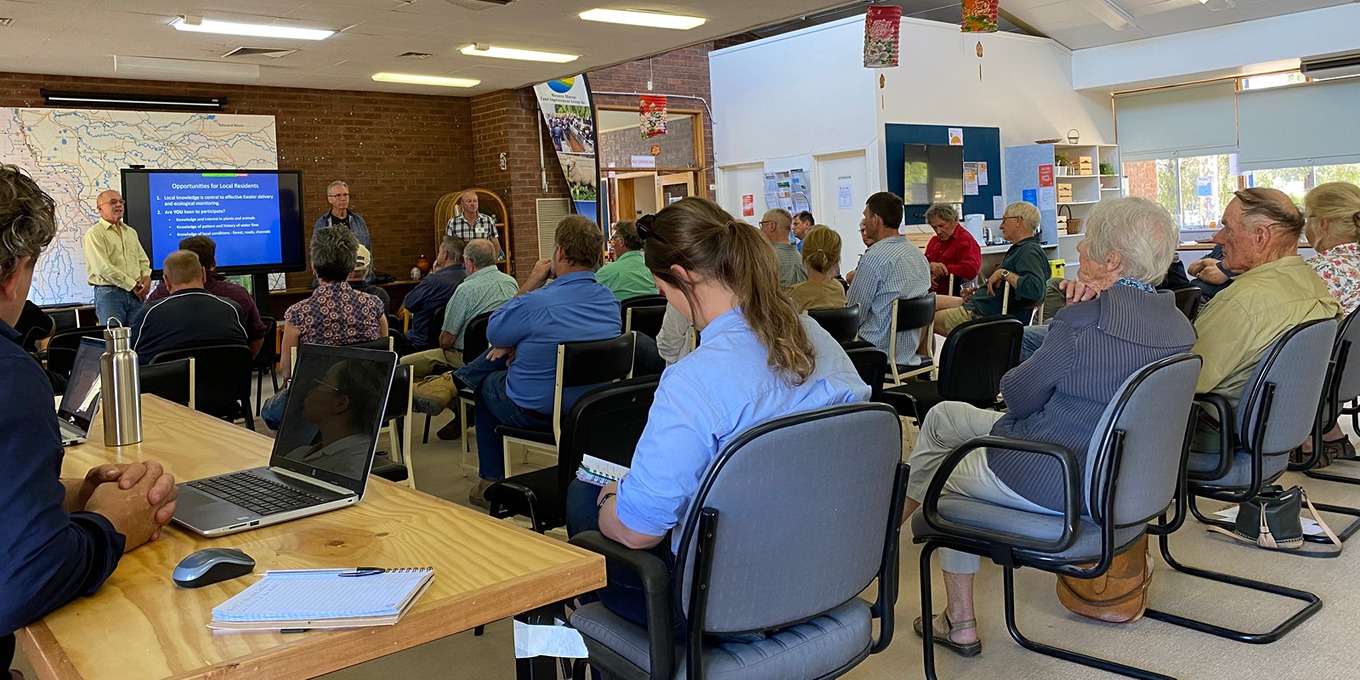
[101,325,142,446]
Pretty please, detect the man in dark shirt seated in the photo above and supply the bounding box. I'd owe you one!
[146,235,269,357]
[401,236,467,352]
[130,250,248,364]
[0,164,178,674]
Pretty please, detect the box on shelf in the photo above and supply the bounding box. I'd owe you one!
[1057,183,1073,202]
[1049,259,1065,279]
[1076,156,1093,175]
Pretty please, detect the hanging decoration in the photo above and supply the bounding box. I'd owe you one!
[961,0,1000,33]
[639,94,667,139]
[863,5,902,69]
[976,41,985,82]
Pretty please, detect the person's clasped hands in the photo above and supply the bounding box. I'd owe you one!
[71,462,179,552]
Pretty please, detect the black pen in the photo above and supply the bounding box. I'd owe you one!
[339,567,386,577]
[281,628,310,634]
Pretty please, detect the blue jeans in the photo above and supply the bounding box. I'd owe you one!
[1020,324,1048,362]
[92,285,142,327]
[261,387,289,431]
[457,353,550,481]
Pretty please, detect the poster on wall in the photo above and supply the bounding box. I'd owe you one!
[533,75,600,225]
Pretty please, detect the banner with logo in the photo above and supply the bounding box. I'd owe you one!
[533,75,599,225]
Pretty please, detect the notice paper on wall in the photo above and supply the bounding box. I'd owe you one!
[977,161,989,186]
[837,175,854,210]
[964,163,979,196]
[1039,186,1056,210]
[1022,188,1038,207]
[948,127,964,146]
[742,194,755,217]
[993,195,1005,219]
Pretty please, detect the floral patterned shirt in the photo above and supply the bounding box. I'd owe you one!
[1308,241,1360,316]
[284,281,385,345]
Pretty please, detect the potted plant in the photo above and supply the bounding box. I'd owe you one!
[1055,152,1070,176]
[1099,161,1115,176]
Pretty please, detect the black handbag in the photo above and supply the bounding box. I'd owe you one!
[1209,485,1338,550]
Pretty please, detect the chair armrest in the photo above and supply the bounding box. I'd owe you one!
[486,480,539,523]
[569,531,677,679]
[1186,392,1236,481]
[921,435,1080,553]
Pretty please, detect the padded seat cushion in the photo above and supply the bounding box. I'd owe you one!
[911,494,1145,563]
[570,598,871,680]
[1186,449,1288,490]
[880,381,943,420]
[497,425,555,445]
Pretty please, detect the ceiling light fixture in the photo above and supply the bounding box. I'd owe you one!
[371,72,480,87]
[41,89,226,111]
[1198,0,1236,10]
[172,16,334,41]
[458,43,578,63]
[1075,0,1137,31]
[578,9,705,30]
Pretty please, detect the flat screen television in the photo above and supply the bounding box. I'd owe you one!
[121,169,307,275]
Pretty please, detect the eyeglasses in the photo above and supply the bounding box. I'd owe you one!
[635,214,668,245]
[311,377,342,393]
[329,193,349,198]
[99,199,125,206]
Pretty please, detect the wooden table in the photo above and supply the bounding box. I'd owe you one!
[18,396,604,680]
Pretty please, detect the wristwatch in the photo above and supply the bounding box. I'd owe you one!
[997,268,1010,282]
[597,492,616,511]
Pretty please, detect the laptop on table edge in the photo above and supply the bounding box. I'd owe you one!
[57,337,104,446]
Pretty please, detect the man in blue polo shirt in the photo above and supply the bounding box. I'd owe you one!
[455,216,620,508]
[0,164,178,674]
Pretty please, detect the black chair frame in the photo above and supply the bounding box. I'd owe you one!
[1302,308,1360,486]
[252,316,280,416]
[571,405,909,680]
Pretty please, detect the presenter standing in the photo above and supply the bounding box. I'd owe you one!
[314,180,373,283]
[82,189,151,326]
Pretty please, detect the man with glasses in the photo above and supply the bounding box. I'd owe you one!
[596,221,657,301]
[313,181,373,283]
[932,202,1049,337]
[82,189,151,326]
[758,208,806,288]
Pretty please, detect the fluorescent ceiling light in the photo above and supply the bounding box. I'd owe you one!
[372,72,480,88]
[115,55,259,80]
[459,44,578,63]
[172,16,334,41]
[1075,0,1136,31]
[579,9,705,30]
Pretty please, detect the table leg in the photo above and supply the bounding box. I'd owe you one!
[514,602,566,680]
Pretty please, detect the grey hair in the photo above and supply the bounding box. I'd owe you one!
[924,203,958,224]
[1003,202,1040,234]
[328,180,348,193]
[464,238,497,269]
[1083,197,1177,285]
[311,226,359,282]
[0,164,57,283]
[441,236,466,263]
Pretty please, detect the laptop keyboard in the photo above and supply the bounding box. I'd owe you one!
[188,471,326,516]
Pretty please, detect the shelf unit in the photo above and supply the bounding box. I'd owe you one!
[1053,144,1121,235]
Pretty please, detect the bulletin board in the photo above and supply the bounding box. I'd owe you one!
[884,123,1002,224]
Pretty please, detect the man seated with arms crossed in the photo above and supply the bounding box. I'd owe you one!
[0,165,178,677]
[129,250,248,365]
[596,221,658,301]
[923,203,981,295]
[399,237,467,353]
[933,202,1048,337]
[846,191,931,369]
[146,235,269,357]
[407,239,520,439]
[454,217,620,508]
[445,190,501,258]
[1190,188,1340,451]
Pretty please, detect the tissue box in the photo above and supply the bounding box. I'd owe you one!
[1077,156,1093,175]
[1057,183,1073,202]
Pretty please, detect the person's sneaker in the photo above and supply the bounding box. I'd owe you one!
[412,395,443,416]
[469,479,494,509]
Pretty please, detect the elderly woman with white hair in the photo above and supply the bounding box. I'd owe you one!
[900,197,1197,658]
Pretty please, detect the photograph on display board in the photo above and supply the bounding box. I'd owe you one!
[549,104,596,155]
[563,153,599,203]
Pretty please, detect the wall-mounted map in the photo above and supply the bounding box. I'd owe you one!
[0,108,277,306]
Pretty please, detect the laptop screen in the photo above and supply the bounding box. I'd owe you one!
[59,338,104,430]
[270,344,396,496]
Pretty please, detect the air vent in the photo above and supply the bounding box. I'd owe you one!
[222,47,298,59]
[1302,50,1360,81]
[445,0,515,10]
[399,52,434,59]
[0,18,14,27]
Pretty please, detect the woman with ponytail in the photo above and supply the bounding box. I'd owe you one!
[567,197,869,627]
[788,225,847,312]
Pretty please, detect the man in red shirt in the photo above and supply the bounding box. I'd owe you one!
[923,204,981,295]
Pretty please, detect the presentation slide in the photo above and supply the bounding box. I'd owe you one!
[145,172,283,268]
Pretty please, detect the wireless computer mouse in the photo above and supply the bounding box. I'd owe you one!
[172,548,255,589]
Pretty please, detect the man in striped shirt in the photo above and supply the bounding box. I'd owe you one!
[847,192,931,367]
[445,190,501,259]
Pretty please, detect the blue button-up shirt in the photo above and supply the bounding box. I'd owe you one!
[402,264,467,350]
[846,235,931,365]
[0,319,124,636]
[616,310,871,552]
[487,270,621,413]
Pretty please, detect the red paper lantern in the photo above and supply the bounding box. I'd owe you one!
[863,5,902,69]
[962,0,1000,33]
[639,94,667,139]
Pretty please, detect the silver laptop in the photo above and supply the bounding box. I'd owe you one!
[57,338,104,446]
[172,344,396,537]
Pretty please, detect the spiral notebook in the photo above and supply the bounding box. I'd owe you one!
[576,455,630,487]
[209,567,435,631]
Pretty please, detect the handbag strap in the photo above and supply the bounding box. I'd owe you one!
[1300,489,1342,547]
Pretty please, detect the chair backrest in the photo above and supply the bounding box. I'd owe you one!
[844,345,888,402]
[808,305,861,344]
[619,294,667,315]
[555,376,661,494]
[1328,307,1360,425]
[674,403,902,633]
[346,337,393,351]
[383,364,413,423]
[253,317,280,367]
[936,316,1023,405]
[1085,354,1202,526]
[461,310,494,364]
[554,332,638,440]
[47,328,106,380]
[151,344,253,420]
[624,305,666,340]
[1237,318,1338,462]
[1172,287,1203,322]
[47,308,80,333]
[139,357,195,408]
[890,293,935,339]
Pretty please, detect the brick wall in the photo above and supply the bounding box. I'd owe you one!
[0,72,473,287]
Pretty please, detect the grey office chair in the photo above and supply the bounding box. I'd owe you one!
[1302,307,1360,485]
[913,353,1202,680]
[881,316,1023,424]
[569,403,908,680]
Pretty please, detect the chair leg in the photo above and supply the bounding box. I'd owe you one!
[1142,529,1322,643]
[1000,566,1172,679]
[255,370,263,416]
[1305,460,1360,486]
[422,413,432,444]
[918,542,941,680]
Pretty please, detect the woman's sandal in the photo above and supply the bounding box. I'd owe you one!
[913,612,982,658]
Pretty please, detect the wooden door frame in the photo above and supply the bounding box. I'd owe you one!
[596,105,707,196]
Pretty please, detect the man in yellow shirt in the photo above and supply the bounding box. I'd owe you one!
[82,190,151,326]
